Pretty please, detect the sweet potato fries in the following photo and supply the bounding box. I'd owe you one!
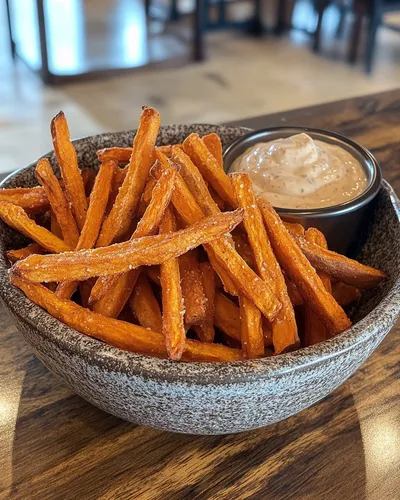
[0,107,386,362]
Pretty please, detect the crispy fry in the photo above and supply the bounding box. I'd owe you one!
[0,187,49,214]
[105,164,127,215]
[81,168,97,196]
[79,278,96,308]
[159,207,186,360]
[332,282,361,307]
[209,187,225,211]
[239,296,264,358]
[13,209,243,283]
[151,161,281,321]
[35,158,80,248]
[291,235,386,289]
[6,243,45,263]
[202,133,223,168]
[172,146,219,216]
[179,249,207,325]
[183,133,236,207]
[97,147,132,163]
[56,160,116,300]
[153,155,238,296]
[146,266,160,285]
[129,274,162,333]
[97,145,179,163]
[90,163,177,317]
[283,221,305,237]
[257,197,351,336]
[96,107,161,247]
[0,201,70,253]
[137,177,157,217]
[11,275,243,362]
[50,210,63,239]
[197,261,216,342]
[214,292,241,341]
[51,111,88,230]
[232,231,254,267]
[304,227,332,346]
[285,275,303,307]
[213,292,272,347]
[231,173,299,354]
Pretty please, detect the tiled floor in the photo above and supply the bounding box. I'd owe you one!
[1,1,399,175]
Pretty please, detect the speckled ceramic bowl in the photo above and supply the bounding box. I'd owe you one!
[1,125,399,435]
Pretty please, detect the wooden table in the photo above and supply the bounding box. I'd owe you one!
[1,90,399,499]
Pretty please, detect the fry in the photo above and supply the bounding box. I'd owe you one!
[129,274,162,333]
[50,210,63,239]
[214,292,241,341]
[291,235,386,289]
[90,162,177,317]
[283,221,305,237]
[35,158,80,248]
[56,160,115,300]
[81,168,97,196]
[6,243,45,263]
[137,177,157,217]
[304,227,332,346]
[159,207,186,360]
[332,282,361,306]
[209,187,225,211]
[0,201,70,253]
[11,275,243,362]
[183,133,236,207]
[231,173,299,354]
[96,107,161,247]
[285,275,303,307]
[152,161,280,321]
[146,266,160,285]
[197,261,216,342]
[97,147,132,163]
[0,187,49,214]
[172,146,219,216]
[97,145,178,163]
[232,231,254,267]
[202,133,223,168]
[51,111,88,230]
[257,197,351,336]
[239,296,264,358]
[179,249,207,325]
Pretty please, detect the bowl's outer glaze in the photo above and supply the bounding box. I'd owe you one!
[1,125,399,435]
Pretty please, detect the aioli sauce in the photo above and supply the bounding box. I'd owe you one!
[230,133,368,209]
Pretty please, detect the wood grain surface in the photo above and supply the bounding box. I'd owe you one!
[1,89,399,500]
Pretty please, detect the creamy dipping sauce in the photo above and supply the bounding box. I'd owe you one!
[230,133,368,209]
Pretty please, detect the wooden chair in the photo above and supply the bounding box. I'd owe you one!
[352,0,400,72]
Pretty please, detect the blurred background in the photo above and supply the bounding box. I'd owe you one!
[1,0,399,175]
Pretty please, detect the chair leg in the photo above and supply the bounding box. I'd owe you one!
[193,0,205,61]
[249,0,264,36]
[313,7,325,52]
[335,5,346,39]
[348,12,363,64]
[5,0,16,59]
[365,15,380,73]
[274,0,287,35]
[170,0,180,21]
[144,0,151,17]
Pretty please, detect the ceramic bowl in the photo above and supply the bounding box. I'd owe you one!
[1,125,399,435]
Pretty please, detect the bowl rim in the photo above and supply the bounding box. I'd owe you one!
[223,126,383,217]
[0,127,399,385]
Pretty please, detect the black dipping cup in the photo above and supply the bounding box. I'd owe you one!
[223,127,382,254]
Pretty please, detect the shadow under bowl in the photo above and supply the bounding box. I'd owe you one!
[0,125,399,435]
